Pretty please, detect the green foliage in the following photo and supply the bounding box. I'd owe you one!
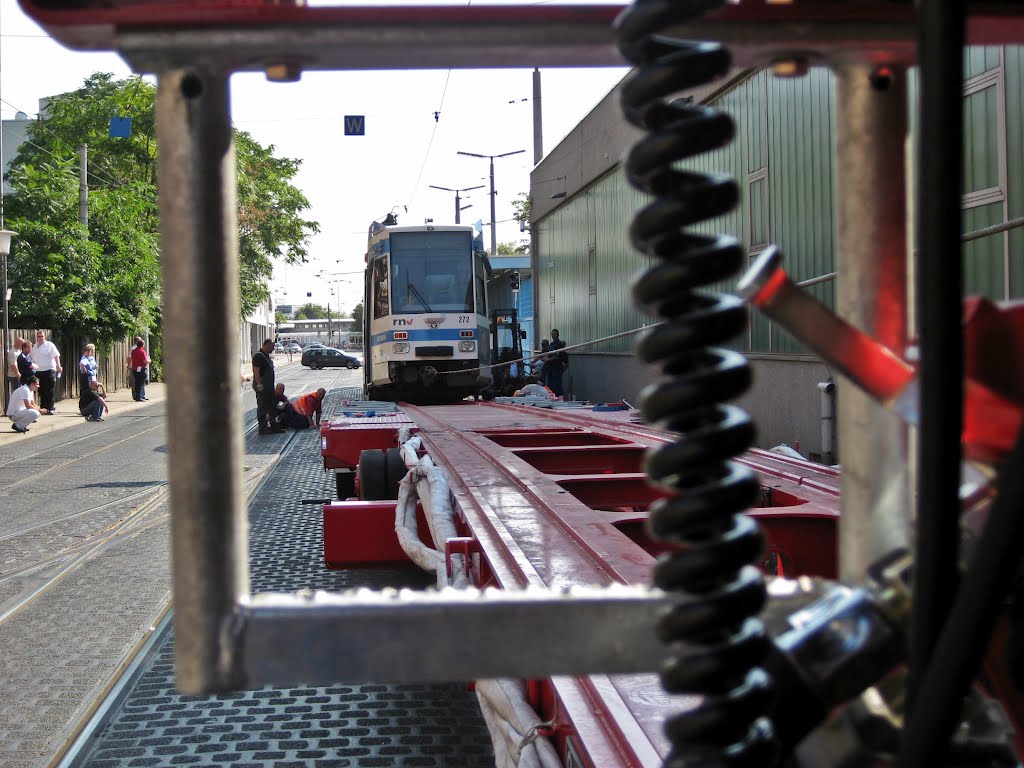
[275,311,288,325]
[512,192,531,225]
[4,72,319,340]
[294,302,334,319]
[497,241,529,255]
[236,130,320,316]
[350,302,364,328]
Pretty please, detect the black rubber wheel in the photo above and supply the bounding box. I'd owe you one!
[335,470,356,500]
[357,449,389,500]
[346,360,356,369]
[384,447,406,499]
[312,361,321,370]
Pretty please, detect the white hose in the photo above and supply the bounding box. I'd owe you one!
[475,680,562,768]
[392,434,467,588]
[390,431,558,765]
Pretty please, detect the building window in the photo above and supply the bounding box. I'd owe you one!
[746,167,770,254]
[588,244,597,296]
[962,66,1004,208]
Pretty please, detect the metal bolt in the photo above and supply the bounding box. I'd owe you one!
[771,56,811,78]
[265,61,303,83]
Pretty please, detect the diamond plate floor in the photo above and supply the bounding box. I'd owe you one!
[76,389,494,767]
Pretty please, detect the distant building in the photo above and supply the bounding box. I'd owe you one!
[276,317,355,346]
[1,110,34,196]
[275,304,293,318]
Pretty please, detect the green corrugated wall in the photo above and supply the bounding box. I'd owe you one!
[537,46,1022,355]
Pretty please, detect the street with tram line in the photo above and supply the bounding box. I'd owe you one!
[0,359,408,768]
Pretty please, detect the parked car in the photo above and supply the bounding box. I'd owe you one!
[302,348,361,370]
[284,342,302,354]
[303,342,325,350]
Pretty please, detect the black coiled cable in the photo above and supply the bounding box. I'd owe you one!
[615,2,777,766]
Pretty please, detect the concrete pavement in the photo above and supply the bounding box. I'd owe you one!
[1,381,166,447]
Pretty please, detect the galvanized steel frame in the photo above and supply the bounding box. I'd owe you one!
[50,1,1024,697]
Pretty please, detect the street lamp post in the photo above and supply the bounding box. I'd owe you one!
[0,229,18,412]
[317,271,359,344]
[457,149,524,255]
[429,184,484,225]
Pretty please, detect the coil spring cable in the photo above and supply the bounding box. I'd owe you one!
[615,2,777,766]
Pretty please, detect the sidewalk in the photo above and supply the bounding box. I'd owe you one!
[1,381,167,447]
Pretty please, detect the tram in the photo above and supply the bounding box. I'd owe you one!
[363,217,492,403]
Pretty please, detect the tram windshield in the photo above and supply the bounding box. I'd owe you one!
[390,231,474,314]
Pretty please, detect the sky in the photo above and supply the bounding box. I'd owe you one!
[0,0,630,316]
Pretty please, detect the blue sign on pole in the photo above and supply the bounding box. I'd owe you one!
[344,115,365,136]
[109,116,132,138]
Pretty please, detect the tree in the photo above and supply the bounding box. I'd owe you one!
[350,302,364,329]
[497,241,529,255]
[512,192,531,226]
[4,72,319,340]
[275,311,288,325]
[294,302,335,319]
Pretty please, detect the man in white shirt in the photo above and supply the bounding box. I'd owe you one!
[7,375,40,433]
[6,335,26,396]
[31,331,62,415]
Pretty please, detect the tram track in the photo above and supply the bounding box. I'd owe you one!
[0,368,362,768]
[0,416,278,622]
[48,411,310,768]
[0,422,166,493]
[0,486,171,622]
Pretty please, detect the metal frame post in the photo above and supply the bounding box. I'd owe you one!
[833,61,911,582]
[156,68,249,694]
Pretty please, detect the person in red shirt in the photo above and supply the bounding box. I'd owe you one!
[129,336,151,401]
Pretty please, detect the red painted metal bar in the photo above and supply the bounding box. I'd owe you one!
[398,402,667,767]
[508,444,646,474]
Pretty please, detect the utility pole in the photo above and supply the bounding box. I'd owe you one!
[457,149,524,255]
[533,69,543,165]
[429,184,484,225]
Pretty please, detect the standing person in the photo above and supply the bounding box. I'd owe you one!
[252,339,282,434]
[7,375,40,433]
[546,329,568,398]
[6,335,26,395]
[32,331,62,415]
[79,380,110,422]
[130,336,151,401]
[17,341,36,384]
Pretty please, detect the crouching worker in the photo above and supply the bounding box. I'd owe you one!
[281,387,327,429]
[80,379,110,422]
[7,375,41,433]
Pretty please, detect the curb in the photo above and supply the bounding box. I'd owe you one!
[1,382,167,446]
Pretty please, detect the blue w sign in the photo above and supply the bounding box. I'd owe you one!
[344,116,365,136]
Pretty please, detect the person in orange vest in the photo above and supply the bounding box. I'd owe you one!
[282,387,327,429]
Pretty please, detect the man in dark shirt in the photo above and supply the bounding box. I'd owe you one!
[79,380,109,422]
[546,329,568,397]
[251,339,282,434]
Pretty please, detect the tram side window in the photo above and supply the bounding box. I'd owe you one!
[372,258,389,319]
[475,255,487,316]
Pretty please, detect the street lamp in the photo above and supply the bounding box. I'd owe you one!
[456,149,525,256]
[0,229,17,411]
[317,271,358,344]
[429,184,484,225]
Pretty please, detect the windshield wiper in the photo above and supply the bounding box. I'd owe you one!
[407,282,433,312]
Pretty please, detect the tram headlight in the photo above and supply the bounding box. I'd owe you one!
[459,341,476,352]
[392,342,410,353]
